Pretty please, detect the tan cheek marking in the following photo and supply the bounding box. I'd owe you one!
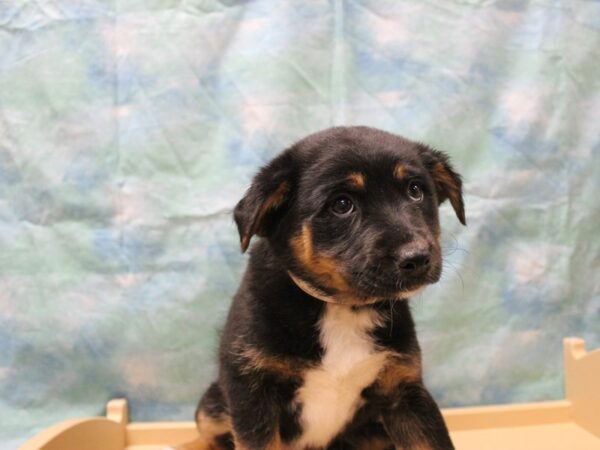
[311,253,352,292]
[290,223,314,268]
[290,224,352,294]
[347,172,366,189]
[376,355,422,394]
[394,164,407,180]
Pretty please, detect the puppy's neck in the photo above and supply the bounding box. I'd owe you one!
[288,271,426,306]
[288,272,341,304]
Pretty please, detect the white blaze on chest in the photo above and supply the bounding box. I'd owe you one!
[294,304,388,449]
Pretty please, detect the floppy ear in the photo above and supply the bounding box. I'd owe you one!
[233,151,296,252]
[417,144,466,225]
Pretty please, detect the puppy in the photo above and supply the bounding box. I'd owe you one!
[179,126,465,450]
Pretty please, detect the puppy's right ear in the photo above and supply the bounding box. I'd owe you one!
[234,151,296,252]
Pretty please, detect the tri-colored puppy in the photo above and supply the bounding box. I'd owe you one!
[180,126,465,450]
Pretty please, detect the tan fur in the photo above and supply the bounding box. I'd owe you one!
[196,411,232,436]
[356,436,393,450]
[234,432,285,450]
[311,253,351,293]
[242,181,290,251]
[432,162,462,218]
[394,164,407,180]
[174,412,232,450]
[415,444,435,450]
[376,354,422,394]
[265,433,284,450]
[233,435,249,450]
[347,171,366,189]
[290,224,428,305]
[290,224,353,295]
[236,345,308,379]
[240,236,251,253]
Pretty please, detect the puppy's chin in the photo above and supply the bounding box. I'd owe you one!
[288,272,426,305]
[394,285,426,299]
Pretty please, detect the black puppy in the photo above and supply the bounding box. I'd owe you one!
[178,126,465,450]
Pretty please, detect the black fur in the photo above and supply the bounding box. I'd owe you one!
[192,126,465,450]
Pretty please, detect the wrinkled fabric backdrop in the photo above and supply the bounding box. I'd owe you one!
[1,0,599,448]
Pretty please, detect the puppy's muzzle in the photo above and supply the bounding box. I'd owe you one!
[397,243,431,278]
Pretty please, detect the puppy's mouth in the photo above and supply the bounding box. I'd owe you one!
[289,265,438,305]
[352,264,441,300]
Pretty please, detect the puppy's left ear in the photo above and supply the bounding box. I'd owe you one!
[418,144,466,225]
[234,151,296,252]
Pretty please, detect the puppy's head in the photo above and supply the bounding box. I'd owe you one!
[234,127,465,305]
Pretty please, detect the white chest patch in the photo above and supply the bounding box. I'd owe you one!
[293,304,388,449]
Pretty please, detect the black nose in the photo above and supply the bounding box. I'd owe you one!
[398,248,431,275]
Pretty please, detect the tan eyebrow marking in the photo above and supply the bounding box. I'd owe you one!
[394,164,407,180]
[347,172,366,189]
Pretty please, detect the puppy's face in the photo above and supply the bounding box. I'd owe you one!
[235,127,465,305]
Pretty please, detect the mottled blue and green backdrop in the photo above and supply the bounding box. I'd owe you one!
[1,0,599,448]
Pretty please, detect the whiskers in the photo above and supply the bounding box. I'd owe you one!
[441,232,469,258]
[352,262,395,296]
[442,259,465,293]
[440,232,467,294]
[387,279,403,337]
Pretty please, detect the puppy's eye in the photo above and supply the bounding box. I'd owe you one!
[331,196,355,216]
[407,182,424,202]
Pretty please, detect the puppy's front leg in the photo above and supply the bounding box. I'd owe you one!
[224,367,286,450]
[382,383,454,450]
[233,433,283,450]
[228,394,284,450]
